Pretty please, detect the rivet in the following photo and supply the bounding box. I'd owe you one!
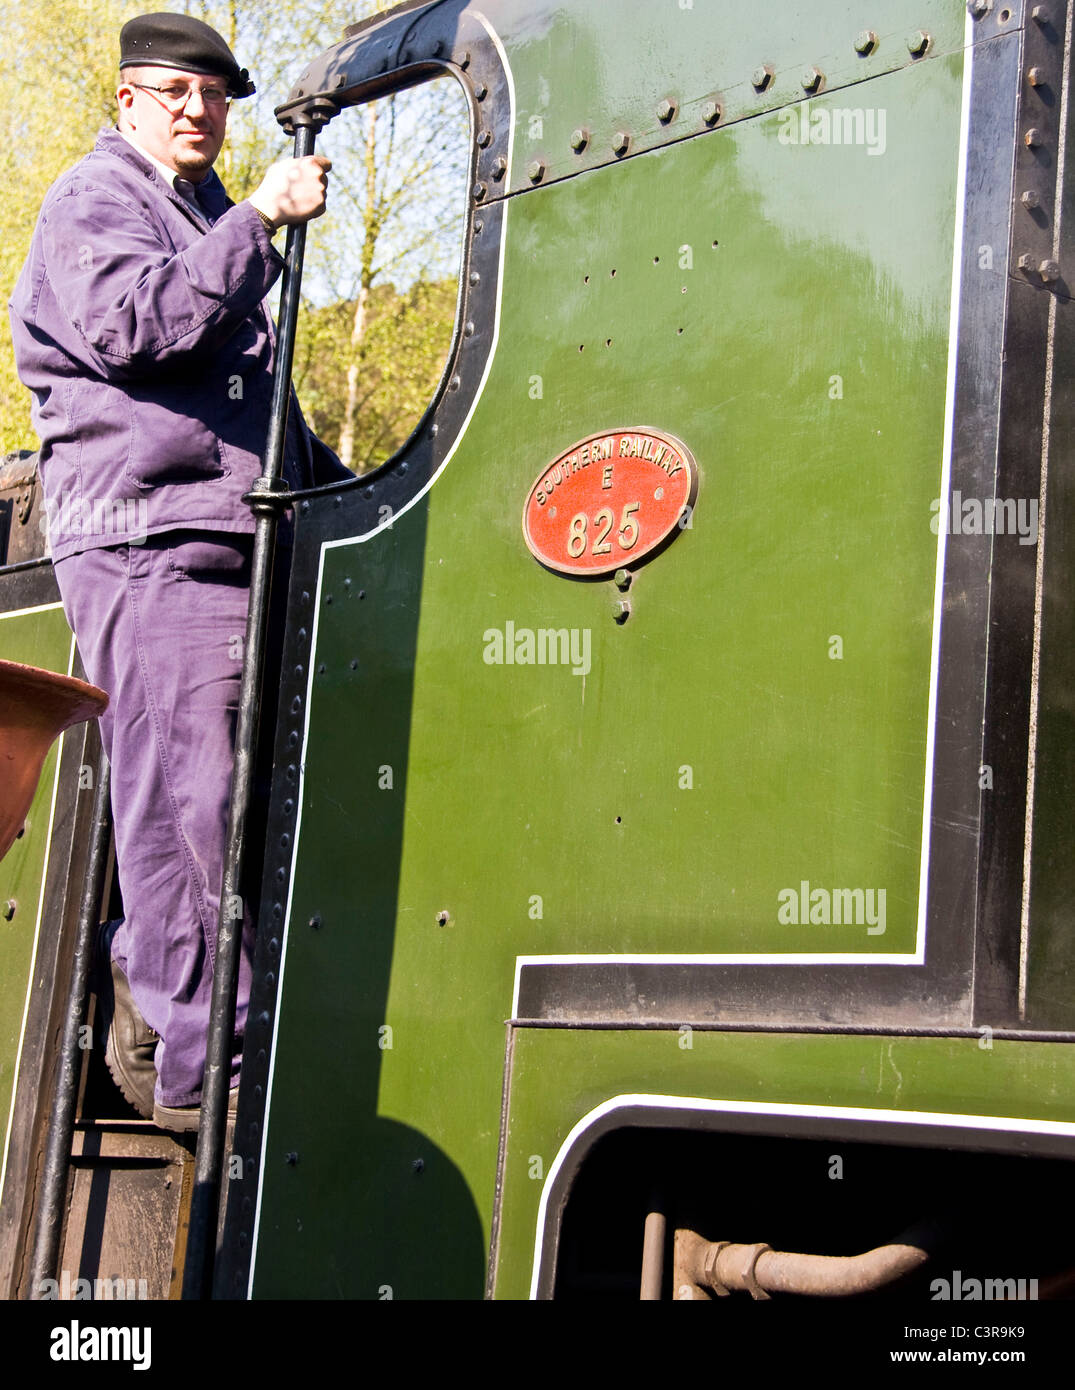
[309,913,322,930]
[317,662,326,675]
[334,494,342,507]
[800,66,822,92]
[1039,259,1061,281]
[464,320,475,337]
[570,127,588,152]
[527,158,545,183]
[657,97,676,123]
[469,269,480,285]
[436,909,450,926]
[289,696,302,714]
[449,375,461,391]
[1021,189,1042,209]
[293,664,303,678]
[473,81,487,100]
[854,29,877,53]
[474,218,483,232]
[752,65,773,91]
[907,30,930,55]
[413,1158,425,1173]
[613,131,630,156]
[1025,127,1043,147]
[285,1152,299,1166]
[299,500,309,515]
[458,50,471,69]
[702,100,721,126]
[2,900,15,921]
[1028,67,1046,87]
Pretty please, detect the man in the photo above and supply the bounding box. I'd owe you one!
[9,13,345,1129]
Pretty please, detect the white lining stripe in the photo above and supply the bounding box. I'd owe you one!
[0,628,75,1207]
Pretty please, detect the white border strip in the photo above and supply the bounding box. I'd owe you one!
[528,1089,1075,1298]
[512,19,977,995]
[249,13,516,1295]
[0,626,75,1206]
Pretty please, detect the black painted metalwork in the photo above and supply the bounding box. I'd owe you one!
[183,117,328,1301]
[26,754,111,1298]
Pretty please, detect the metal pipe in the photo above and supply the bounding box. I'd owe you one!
[640,1205,666,1300]
[27,754,112,1297]
[182,119,318,1302]
[679,1224,935,1300]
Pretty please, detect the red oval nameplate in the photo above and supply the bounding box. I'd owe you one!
[522,428,697,576]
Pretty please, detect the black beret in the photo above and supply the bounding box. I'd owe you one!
[119,12,255,98]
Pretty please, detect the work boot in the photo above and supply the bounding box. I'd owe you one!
[97,920,159,1120]
[153,1087,239,1134]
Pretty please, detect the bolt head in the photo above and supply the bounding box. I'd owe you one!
[1025,127,1043,147]
[702,100,721,126]
[613,131,630,155]
[752,65,773,91]
[1031,6,1050,24]
[473,81,487,100]
[907,30,930,55]
[570,127,588,152]
[854,30,877,54]
[612,599,631,624]
[1039,259,1061,281]
[527,158,545,183]
[614,569,633,592]
[1021,189,1042,209]
[477,128,492,148]
[2,899,14,921]
[492,155,507,179]
[657,97,676,123]
[800,66,822,92]
[968,0,991,17]
[472,182,486,201]
[1028,67,1046,87]
[1017,252,1035,271]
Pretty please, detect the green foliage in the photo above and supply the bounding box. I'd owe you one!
[294,278,457,474]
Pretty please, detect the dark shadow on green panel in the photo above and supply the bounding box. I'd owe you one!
[235,492,485,1299]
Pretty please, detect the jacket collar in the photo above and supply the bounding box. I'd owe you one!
[92,126,229,231]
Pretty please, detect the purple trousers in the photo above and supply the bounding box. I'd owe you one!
[54,532,253,1106]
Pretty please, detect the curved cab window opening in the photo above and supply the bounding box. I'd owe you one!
[294,74,470,476]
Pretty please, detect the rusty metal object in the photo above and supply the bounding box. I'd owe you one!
[674,1226,932,1300]
[0,452,46,567]
[0,660,108,861]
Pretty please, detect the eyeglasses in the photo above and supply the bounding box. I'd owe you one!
[129,82,230,111]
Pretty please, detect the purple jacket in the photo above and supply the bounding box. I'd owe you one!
[9,127,344,561]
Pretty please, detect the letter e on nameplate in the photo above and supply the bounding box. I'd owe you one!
[522,427,698,577]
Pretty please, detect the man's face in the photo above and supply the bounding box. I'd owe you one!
[116,65,229,180]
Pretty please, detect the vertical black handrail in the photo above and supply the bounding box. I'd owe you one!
[182,119,318,1301]
[27,753,112,1297]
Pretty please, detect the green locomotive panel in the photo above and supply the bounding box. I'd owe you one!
[248,4,1008,1298]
